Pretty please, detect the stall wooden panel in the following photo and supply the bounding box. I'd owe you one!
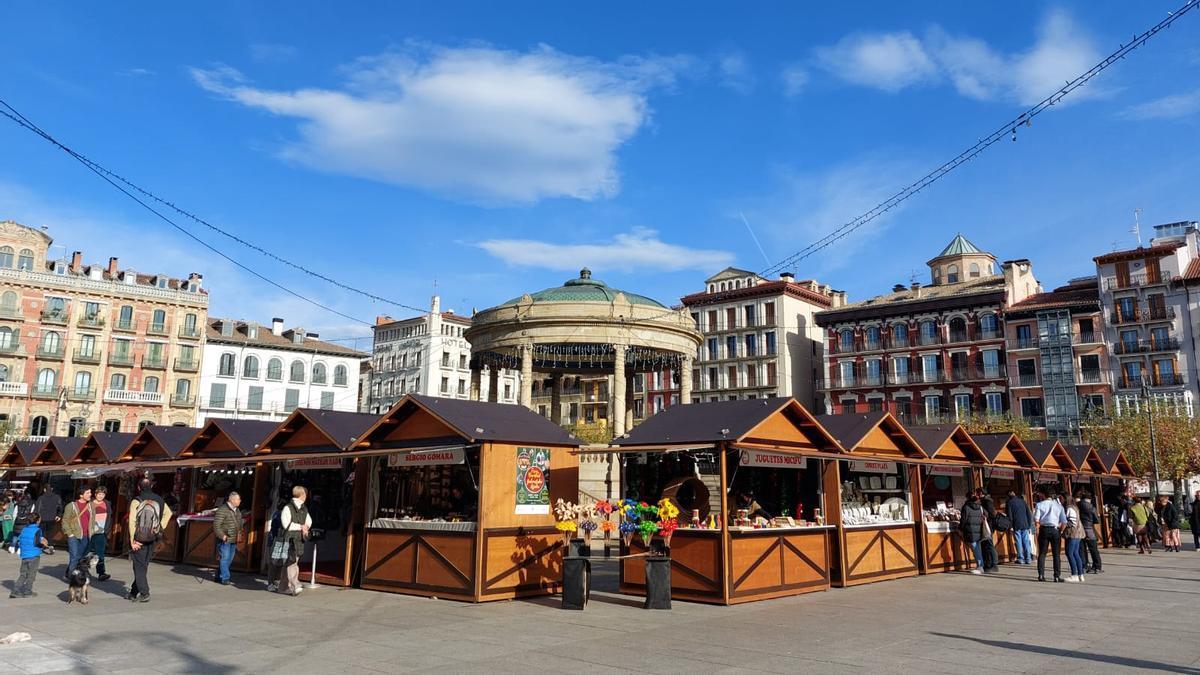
[620,530,723,603]
[924,527,972,573]
[727,529,831,603]
[840,524,919,586]
[181,521,252,570]
[153,520,181,562]
[361,528,476,601]
[479,526,563,599]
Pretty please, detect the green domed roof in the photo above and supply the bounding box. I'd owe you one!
[501,268,668,308]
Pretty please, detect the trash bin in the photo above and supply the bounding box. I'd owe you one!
[561,556,591,610]
[643,555,671,610]
[568,538,592,558]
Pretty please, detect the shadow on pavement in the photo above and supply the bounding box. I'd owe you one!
[929,632,1200,674]
[67,630,238,674]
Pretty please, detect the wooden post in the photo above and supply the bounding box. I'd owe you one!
[911,463,928,575]
[823,458,845,586]
[718,442,730,605]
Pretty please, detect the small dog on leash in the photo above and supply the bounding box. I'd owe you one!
[67,553,97,605]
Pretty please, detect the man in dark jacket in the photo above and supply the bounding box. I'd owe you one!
[1077,494,1103,572]
[212,492,243,585]
[33,485,62,554]
[1006,491,1033,565]
[1189,489,1200,550]
[974,489,999,572]
[959,495,988,575]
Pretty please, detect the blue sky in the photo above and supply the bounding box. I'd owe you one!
[1,2,1198,346]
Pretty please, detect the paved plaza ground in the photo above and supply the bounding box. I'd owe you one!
[0,544,1196,674]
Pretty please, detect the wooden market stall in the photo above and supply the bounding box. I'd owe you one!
[353,394,579,603]
[0,441,41,495]
[611,397,843,605]
[29,437,87,546]
[114,425,202,560]
[256,408,379,587]
[1024,440,1078,498]
[1063,444,1110,546]
[971,433,1037,562]
[175,419,281,572]
[73,432,138,553]
[905,425,988,574]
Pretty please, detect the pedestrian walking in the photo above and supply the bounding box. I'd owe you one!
[60,485,93,577]
[276,486,312,597]
[1033,491,1066,582]
[86,485,113,581]
[959,494,989,575]
[974,488,999,571]
[6,490,33,554]
[1,493,15,548]
[1189,490,1200,551]
[33,485,62,554]
[1077,493,1103,573]
[10,513,48,598]
[1064,497,1086,582]
[126,477,173,603]
[212,491,243,585]
[1115,494,1134,548]
[1005,490,1034,565]
[1130,495,1155,554]
[1158,495,1182,552]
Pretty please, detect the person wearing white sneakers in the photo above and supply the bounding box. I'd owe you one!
[1064,496,1086,583]
[959,494,989,576]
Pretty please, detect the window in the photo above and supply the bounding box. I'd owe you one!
[457,379,466,396]
[0,327,13,349]
[218,353,236,377]
[1017,359,1037,386]
[312,362,327,384]
[970,262,981,278]
[0,364,7,383]
[504,384,512,400]
[441,377,449,394]
[707,367,718,389]
[949,317,967,342]
[442,352,450,367]
[247,386,263,410]
[320,391,335,410]
[40,330,61,353]
[707,310,718,331]
[68,417,86,437]
[1119,329,1138,352]
[744,305,756,327]
[707,337,719,359]
[924,395,942,420]
[16,249,33,271]
[865,359,882,385]
[174,378,191,398]
[892,323,909,346]
[1080,394,1104,415]
[921,354,939,381]
[103,419,121,432]
[144,376,159,393]
[29,415,48,436]
[284,388,299,411]
[954,393,972,419]
[209,382,226,408]
[118,305,134,329]
[266,358,283,381]
[745,334,757,357]
[1122,360,1142,386]
[74,371,92,395]
[183,313,198,333]
[764,302,776,326]
[839,330,854,351]
[333,364,348,386]
[1153,359,1177,385]
[1150,326,1170,349]
[841,400,856,415]
[765,331,777,355]
[243,355,259,378]
[766,362,777,387]
[1117,296,1136,322]
[151,309,166,331]
[867,399,884,412]
[109,373,126,390]
[920,320,938,344]
[0,247,11,268]
[1020,397,1045,424]
[726,307,737,329]
[839,361,855,386]
[289,360,305,383]
[415,352,421,367]
[979,314,998,337]
[985,392,1004,414]
[78,334,96,357]
[746,364,757,387]
[982,349,1001,377]
[727,365,738,388]
[947,264,959,284]
[0,291,16,313]
[726,335,737,359]
[459,354,467,370]
[137,420,153,431]
[413,375,420,392]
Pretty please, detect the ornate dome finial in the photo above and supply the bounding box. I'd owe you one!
[579,267,592,280]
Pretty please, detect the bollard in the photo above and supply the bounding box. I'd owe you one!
[561,556,591,610]
[643,556,671,610]
[568,538,591,558]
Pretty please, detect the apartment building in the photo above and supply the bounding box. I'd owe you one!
[1003,277,1111,440]
[366,296,517,413]
[0,219,208,438]
[530,374,609,426]
[815,235,1041,423]
[197,317,368,423]
[1095,221,1200,413]
[682,267,838,408]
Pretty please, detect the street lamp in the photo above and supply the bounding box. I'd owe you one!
[1141,378,1163,497]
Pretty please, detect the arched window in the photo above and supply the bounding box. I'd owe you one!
[243,355,259,378]
[839,329,854,350]
[0,291,16,313]
[0,327,13,349]
[289,360,305,383]
[267,358,283,381]
[933,267,942,284]
[865,326,880,348]
[40,331,60,353]
[36,368,55,393]
[151,309,166,331]
[969,262,981,278]
[947,264,959,284]
[137,420,153,431]
[0,364,8,382]
[174,379,191,398]
[949,317,967,342]
[74,371,92,395]
[920,320,938,344]
[218,353,236,377]
[109,373,126,390]
[333,364,348,386]
[144,375,160,393]
[979,314,998,336]
[118,305,134,329]
[68,417,86,437]
[29,416,48,436]
[312,362,327,384]
[16,249,33,271]
[0,247,12,268]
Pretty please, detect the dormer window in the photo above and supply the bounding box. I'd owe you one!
[54,261,66,275]
[292,331,304,344]
[16,249,33,271]
[156,277,168,289]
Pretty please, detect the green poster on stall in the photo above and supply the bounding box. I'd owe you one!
[515,446,551,514]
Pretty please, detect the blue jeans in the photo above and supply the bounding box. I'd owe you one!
[1066,538,1084,576]
[217,540,237,582]
[66,537,87,573]
[1014,529,1033,563]
[969,540,984,570]
[85,533,108,576]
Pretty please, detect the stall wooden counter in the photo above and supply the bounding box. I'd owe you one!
[905,425,987,574]
[353,394,579,603]
[971,432,1038,562]
[612,398,844,604]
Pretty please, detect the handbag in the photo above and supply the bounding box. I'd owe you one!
[270,537,290,564]
[994,514,1012,532]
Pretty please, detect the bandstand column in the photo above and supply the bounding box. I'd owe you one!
[470,366,482,401]
[680,355,693,404]
[551,373,563,425]
[613,344,627,437]
[487,367,499,403]
[519,343,533,409]
[625,371,635,431]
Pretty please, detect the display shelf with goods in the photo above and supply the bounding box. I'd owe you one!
[353,394,579,603]
[906,424,988,574]
[972,432,1038,563]
[611,397,843,605]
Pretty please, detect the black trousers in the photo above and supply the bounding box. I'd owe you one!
[980,537,998,569]
[1037,527,1062,579]
[129,542,154,598]
[1082,535,1101,571]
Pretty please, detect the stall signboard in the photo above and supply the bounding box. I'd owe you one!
[1036,472,1059,482]
[1101,477,1121,485]
[925,465,965,477]
[849,460,897,474]
[987,468,1016,480]
[515,447,551,514]
[739,450,807,469]
[388,447,465,468]
[288,456,344,470]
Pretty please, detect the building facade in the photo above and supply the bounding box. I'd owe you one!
[682,267,838,409]
[197,317,368,424]
[1003,277,1112,440]
[0,220,208,438]
[1095,221,1200,413]
[366,296,517,414]
[815,235,1041,424]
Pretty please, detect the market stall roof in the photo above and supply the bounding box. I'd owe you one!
[0,440,42,468]
[180,418,282,459]
[970,433,1036,468]
[1023,439,1077,473]
[904,425,987,463]
[357,394,578,450]
[1064,444,1107,474]
[611,397,841,452]
[29,437,85,466]
[77,432,138,464]
[259,408,379,455]
[119,425,201,462]
[814,412,926,458]
[1109,449,1137,477]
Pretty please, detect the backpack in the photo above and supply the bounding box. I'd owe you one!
[993,513,1012,532]
[134,498,163,542]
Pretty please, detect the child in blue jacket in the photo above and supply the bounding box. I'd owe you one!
[11,513,48,598]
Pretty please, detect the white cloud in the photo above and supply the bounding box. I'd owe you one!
[193,45,690,203]
[808,11,1102,105]
[1121,89,1200,120]
[717,52,755,93]
[116,68,156,78]
[477,227,734,273]
[780,65,809,97]
[814,31,936,92]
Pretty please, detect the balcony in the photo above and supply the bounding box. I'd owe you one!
[0,307,22,321]
[72,349,101,365]
[31,384,58,399]
[1103,270,1172,291]
[199,396,231,410]
[978,328,1003,340]
[141,354,168,369]
[1077,370,1108,385]
[174,358,200,372]
[109,352,135,367]
[113,318,136,333]
[178,325,202,340]
[948,331,969,344]
[1155,373,1185,387]
[918,334,942,346]
[1146,307,1176,322]
[0,382,27,396]
[147,322,169,336]
[36,345,65,360]
[1008,337,1038,350]
[1013,372,1039,387]
[169,394,196,407]
[105,389,164,405]
[1022,415,1046,428]
[1110,309,1141,325]
[1119,374,1186,389]
[39,309,68,325]
[1076,331,1099,345]
[1112,304,1177,326]
[1116,338,1180,355]
[67,388,95,402]
[77,315,105,329]
[1148,338,1181,352]
[0,343,23,357]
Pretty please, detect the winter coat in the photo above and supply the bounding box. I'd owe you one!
[1078,499,1101,531]
[1190,499,1200,533]
[959,501,988,543]
[34,492,62,521]
[212,502,243,542]
[1006,496,1033,530]
[1065,506,1086,540]
[1160,501,1181,530]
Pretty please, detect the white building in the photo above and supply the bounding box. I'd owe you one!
[197,317,368,424]
[366,296,518,414]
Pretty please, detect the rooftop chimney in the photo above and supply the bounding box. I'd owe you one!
[107,257,119,277]
[431,295,441,314]
[911,281,922,299]
[271,317,284,336]
[375,315,393,326]
[779,272,795,283]
[70,251,82,274]
[892,284,906,293]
